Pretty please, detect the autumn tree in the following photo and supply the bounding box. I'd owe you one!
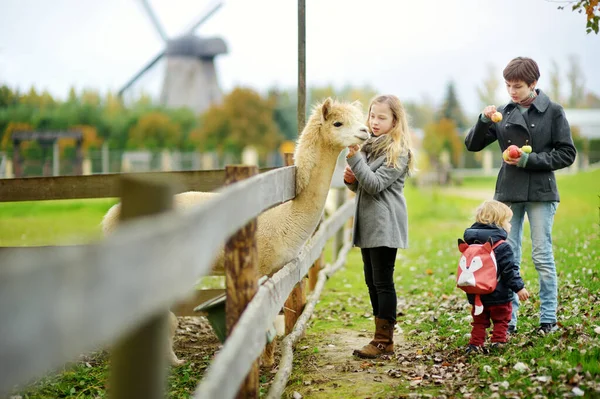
[127,111,182,150]
[548,60,563,104]
[555,0,600,34]
[423,118,464,168]
[189,87,282,159]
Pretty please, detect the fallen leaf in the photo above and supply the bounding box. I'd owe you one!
[293,391,302,399]
[572,387,585,396]
[513,362,528,372]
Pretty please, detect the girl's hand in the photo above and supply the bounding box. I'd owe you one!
[343,165,356,184]
[346,144,360,158]
[482,105,497,119]
[517,288,530,301]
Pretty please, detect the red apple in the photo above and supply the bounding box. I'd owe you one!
[507,145,520,159]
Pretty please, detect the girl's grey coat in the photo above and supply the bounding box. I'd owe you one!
[345,151,409,249]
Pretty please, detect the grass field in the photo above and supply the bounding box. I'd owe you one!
[2,169,599,398]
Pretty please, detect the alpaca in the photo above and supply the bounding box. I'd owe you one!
[101,97,369,364]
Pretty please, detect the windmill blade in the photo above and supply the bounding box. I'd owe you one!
[182,0,224,35]
[139,0,169,42]
[117,51,164,97]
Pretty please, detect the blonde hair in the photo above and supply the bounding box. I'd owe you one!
[366,94,415,174]
[475,200,513,231]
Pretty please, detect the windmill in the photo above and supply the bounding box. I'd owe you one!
[118,0,228,114]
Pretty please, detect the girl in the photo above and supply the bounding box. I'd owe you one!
[460,200,529,354]
[465,57,576,335]
[343,94,415,358]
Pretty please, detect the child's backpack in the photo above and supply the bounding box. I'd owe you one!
[456,238,504,316]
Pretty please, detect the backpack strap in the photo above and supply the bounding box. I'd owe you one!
[491,239,505,250]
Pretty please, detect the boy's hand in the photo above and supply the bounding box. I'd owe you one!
[482,105,497,119]
[343,165,356,184]
[517,288,529,301]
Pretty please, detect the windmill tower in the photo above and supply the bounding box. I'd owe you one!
[118,0,228,114]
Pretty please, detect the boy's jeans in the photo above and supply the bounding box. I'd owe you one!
[507,201,559,327]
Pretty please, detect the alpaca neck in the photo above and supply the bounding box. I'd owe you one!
[290,136,339,231]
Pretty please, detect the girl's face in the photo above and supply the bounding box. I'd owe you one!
[369,102,395,137]
[506,80,535,103]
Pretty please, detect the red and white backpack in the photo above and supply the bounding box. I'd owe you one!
[456,239,504,315]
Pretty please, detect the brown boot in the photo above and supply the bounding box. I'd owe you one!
[353,317,394,359]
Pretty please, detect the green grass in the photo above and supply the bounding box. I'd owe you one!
[3,170,599,398]
[0,198,117,246]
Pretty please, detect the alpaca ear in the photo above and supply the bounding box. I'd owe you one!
[321,97,333,121]
[351,100,363,110]
[458,239,469,253]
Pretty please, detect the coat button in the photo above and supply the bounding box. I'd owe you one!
[531,123,535,127]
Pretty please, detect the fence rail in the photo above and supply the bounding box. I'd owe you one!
[0,162,355,398]
[0,166,296,395]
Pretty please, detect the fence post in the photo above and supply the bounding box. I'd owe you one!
[331,187,345,262]
[109,175,176,399]
[224,165,260,399]
[283,153,307,334]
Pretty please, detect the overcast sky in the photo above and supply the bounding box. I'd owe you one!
[1,0,598,116]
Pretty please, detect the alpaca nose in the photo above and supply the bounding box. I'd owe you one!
[360,127,368,134]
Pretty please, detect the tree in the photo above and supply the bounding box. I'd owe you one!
[189,87,283,159]
[127,111,182,150]
[566,54,586,108]
[477,64,500,110]
[548,59,562,104]
[555,0,600,34]
[438,81,467,130]
[423,118,464,168]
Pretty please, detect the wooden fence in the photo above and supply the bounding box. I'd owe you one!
[0,163,354,398]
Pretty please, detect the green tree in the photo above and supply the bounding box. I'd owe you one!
[423,118,464,168]
[438,81,467,130]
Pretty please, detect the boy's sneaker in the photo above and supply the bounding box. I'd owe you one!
[507,325,517,335]
[465,344,488,355]
[538,323,559,335]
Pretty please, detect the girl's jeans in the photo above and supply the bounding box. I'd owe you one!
[361,247,398,323]
[506,201,559,327]
[469,302,512,345]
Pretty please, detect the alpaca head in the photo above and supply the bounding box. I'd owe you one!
[310,97,370,149]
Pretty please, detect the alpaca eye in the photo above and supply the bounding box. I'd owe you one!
[333,122,343,127]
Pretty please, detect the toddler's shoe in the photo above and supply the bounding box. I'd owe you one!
[490,342,506,351]
[538,323,559,335]
[465,344,487,355]
[507,325,517,335]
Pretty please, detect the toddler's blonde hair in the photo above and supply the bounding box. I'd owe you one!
[475,200,513,232]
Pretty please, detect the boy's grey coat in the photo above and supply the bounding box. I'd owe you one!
[345,152,409,249]
[465,89,576,203]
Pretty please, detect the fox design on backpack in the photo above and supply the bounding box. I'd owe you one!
[456,238,504,316]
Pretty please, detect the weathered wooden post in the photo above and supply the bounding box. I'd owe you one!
[224,165,260,399]
[283,153,307,334]
[331,187,346,262]
[109,175,176,399]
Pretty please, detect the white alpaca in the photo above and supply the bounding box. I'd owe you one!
[101,98,369,364]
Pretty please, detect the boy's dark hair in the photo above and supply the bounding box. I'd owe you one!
[503,57,540,86]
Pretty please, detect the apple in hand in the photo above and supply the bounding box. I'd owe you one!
[502,150,510,161]
[491,112,503,123]
[507,145,520,159]
[521,145,532,153]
